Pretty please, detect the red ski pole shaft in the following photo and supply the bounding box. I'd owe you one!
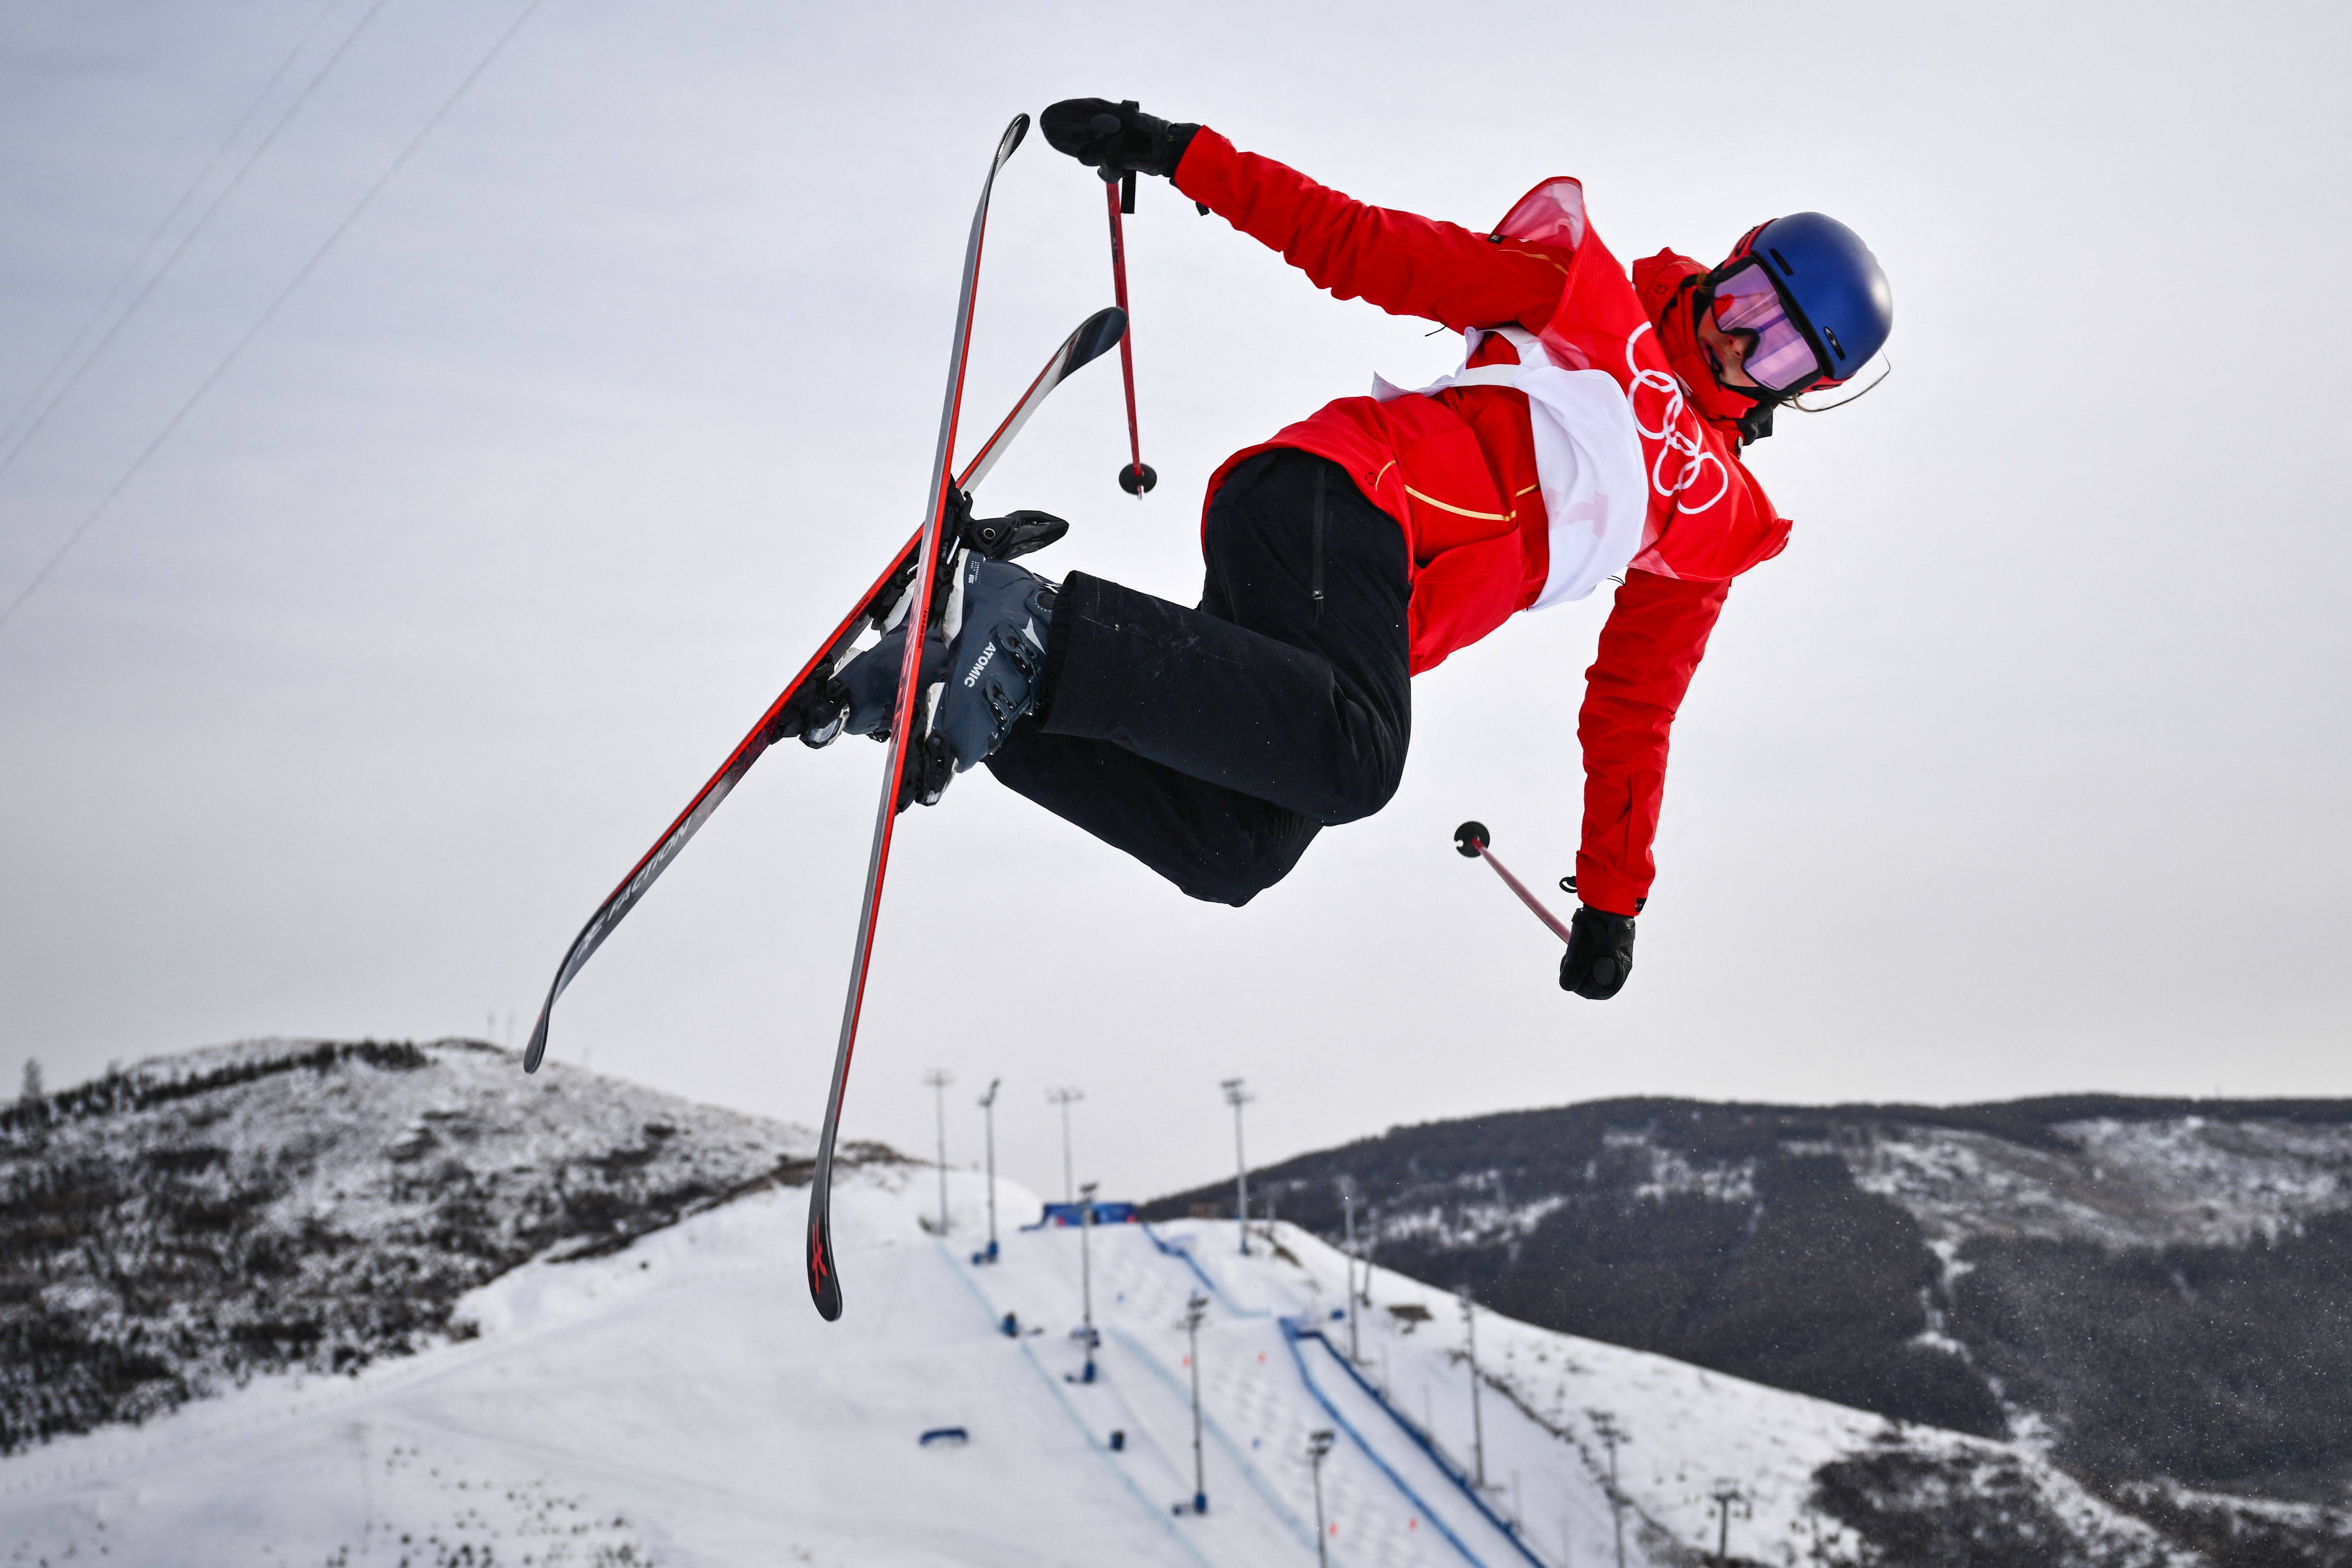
[1104,175,1152,496]
[1453,821,1576,945]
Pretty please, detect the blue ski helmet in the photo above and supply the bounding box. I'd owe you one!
[1703,212,1892,394]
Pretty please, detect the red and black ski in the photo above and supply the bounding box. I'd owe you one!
[806,113,1028,1320]
[519,290,1123,1081]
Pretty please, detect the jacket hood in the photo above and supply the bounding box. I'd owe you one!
[1632,249,1772,443]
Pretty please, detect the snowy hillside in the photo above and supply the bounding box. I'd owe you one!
[0,1037,822,1452]
[1151,1095,2352,1530]
[0,1149,2193,1567]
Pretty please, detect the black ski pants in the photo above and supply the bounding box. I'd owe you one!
[984,449,1412,906]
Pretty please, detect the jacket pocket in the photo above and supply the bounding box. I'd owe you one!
[1405,531,1526,673]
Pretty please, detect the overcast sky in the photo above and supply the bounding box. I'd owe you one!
[4,0,2347,1205]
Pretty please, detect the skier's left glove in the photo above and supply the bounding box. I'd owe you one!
[1041,99,1199,181]
[1559,906,1636,1001]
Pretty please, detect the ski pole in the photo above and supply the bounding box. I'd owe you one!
[1101,118,1155,497]
[1452,821,1575,945]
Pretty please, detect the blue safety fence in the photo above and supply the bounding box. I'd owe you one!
[1281,1318,1549,1568]
[1027,1201,1142,1227]
[1138,1220,1268,1318]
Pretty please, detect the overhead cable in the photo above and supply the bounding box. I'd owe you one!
[0,0,549,636]
[0,0,396,488]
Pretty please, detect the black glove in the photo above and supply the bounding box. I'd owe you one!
[1041,98,1199,181]
[1560,905,1636,1000]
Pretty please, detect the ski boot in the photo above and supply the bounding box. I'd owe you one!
[801,615,947,749]
[934,554,1057,772]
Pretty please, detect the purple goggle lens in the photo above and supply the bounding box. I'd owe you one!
[1709,261,1824,392]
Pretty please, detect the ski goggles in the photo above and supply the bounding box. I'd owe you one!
[1706,260,1828,393]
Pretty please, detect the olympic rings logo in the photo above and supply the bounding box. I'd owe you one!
[1623,323,1729,516]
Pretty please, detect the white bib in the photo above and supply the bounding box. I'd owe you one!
[1372,326,1647,606]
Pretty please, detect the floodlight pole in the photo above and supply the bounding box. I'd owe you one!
[1592,1410,1630,1568]
[1078,1180,1100,1381]
[1461,1284,1486,1488]
[1182,1291,1210,1514]
[923,1068,953,1234]
[1047,1086,1084,1203]
[1711,1479,1750,1566]
[1220,1077,1253,1256]
[1339,1176,1361,1362]
[977,1077,1001,1262]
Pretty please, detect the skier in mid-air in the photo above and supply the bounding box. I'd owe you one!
[831,99,1893,1002]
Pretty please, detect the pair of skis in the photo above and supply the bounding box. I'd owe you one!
[519,114,1129,1320]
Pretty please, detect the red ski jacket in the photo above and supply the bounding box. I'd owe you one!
[1174,129,1790,918]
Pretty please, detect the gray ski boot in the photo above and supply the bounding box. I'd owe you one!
[803,616,947,748]
[935,554,1057,771]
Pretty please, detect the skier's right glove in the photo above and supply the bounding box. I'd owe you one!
[1041,99,1199,181]
[1559,906,1636,1001]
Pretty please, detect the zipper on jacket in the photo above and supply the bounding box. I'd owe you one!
[1309,465,1327,621]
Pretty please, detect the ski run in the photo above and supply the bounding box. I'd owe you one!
[0,1156,2181,1568]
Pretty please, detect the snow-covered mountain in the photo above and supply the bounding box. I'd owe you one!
[0,1044,2282,1566]
[0,1036,822,1453]
[1147,1096,2352,1558]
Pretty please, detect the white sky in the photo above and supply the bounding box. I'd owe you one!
[3,0,2347,1203]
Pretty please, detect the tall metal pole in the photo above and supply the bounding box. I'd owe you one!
[1592,1410,1629,1568]
[923,1068,953,1234]
[1182,1291,1210,1514]
[1461,1285,1486,1488]
[1710,1480,1748,1567]
[1079,1179,1099,1381]
[1339,1177,1360,1363]
[1220,1077,1252,1257]
[1307,1429,1336,1568]
[977,1077,1001,1262]
[1047,1086,1083,1203]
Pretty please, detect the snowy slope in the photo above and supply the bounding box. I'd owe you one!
[0,1154,2193,1567]
[0,1037,819,1452]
